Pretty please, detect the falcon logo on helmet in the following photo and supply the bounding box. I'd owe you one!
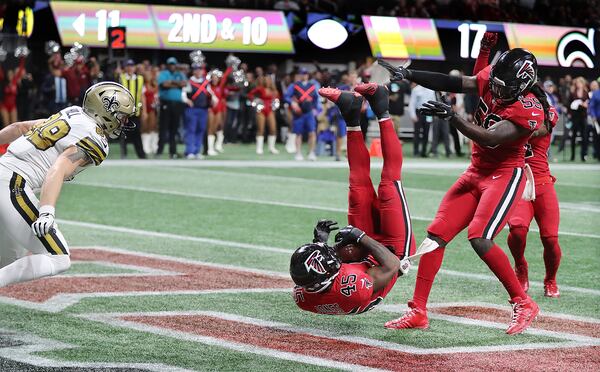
[304,250,327,274]
[516,60,535,85]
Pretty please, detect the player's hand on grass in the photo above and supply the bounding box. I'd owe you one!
[377,59,410,82]
[480,32,498,51]
[313,219,339,243]
[418,100,455,120]
[32,206,56,237]
[334,225,366,247]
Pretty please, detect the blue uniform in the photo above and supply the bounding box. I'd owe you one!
[285,81,320,134]
[184,77,210,155]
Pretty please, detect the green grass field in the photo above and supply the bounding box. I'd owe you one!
[0,143,599,371]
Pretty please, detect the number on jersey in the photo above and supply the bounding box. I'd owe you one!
[25,113,71,150]
[340,274,357,297]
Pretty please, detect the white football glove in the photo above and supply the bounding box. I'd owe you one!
[399,257,412,276]
[32,205,56,237]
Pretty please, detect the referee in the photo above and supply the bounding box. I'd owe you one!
[119,59,146,159]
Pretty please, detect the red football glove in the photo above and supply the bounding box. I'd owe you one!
[480,32,498,51]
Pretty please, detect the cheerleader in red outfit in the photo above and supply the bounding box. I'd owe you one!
[248,75,280,154]
[207,67,231,156]
[507,106,562,297]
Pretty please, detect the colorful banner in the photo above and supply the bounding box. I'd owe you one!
[362,16,444,60]
[50,1,294,53]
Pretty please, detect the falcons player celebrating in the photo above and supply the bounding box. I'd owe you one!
[379,48,549,334]
[473,34,563,298]
[290,84,415,315]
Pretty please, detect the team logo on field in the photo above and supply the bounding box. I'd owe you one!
[304,251,327,274]
[516,60,535,84]
[102,94,120,112]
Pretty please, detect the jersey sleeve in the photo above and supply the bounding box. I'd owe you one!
[475,65,492,97]
[505,95,544,132]
[55,107,109,166]
[549,106,559,128]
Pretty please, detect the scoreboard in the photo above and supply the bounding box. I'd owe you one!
[50,1,295,53]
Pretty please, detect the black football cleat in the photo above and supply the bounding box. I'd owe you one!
[354,83,389,118]
[319,87,363,125]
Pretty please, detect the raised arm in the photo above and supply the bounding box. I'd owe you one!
[335,226,400,292]
[378,59,478,94]
[473,32,498,75]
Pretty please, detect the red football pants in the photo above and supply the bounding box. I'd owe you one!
[347,118,416,259]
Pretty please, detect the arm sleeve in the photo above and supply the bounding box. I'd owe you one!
[407,70,463,93]
[157,71,168,87]
[473,49,491,75]
[475,65,493,97]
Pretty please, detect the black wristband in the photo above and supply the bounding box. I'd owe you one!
[407,70,463,93]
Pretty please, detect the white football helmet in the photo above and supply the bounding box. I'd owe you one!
[82,82,137,139]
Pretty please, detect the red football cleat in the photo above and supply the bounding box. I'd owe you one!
[515,264,529,292]
[318,87,343,102]
[544,279,560,298]
[384,301,429,329]
[506,296,539,335]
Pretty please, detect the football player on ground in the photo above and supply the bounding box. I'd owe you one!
[290,84,416,315]
[0,82,136,287]
[379,47,549,334]
[471,34,564,298]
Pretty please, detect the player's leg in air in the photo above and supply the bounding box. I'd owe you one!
[507,197,535,292]
[318,88,378,236]
[533,183,562,297]
[353,83,416,261]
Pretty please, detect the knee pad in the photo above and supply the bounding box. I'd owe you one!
[49,255,71,275]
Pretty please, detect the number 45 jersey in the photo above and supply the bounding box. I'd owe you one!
[0,106,109,190]
[293,262,397,315]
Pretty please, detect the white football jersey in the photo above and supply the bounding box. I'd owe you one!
[0,106,109,190]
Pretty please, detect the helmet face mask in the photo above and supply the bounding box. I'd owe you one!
[83,82,137,139]
[290,243,341,293]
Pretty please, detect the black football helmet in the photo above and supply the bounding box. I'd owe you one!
[489,48,538,103]
[290,242,341,293]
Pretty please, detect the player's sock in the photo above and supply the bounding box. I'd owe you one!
[0,254,70,287]
[412,247,445,309]
[354,83,390,119]
[347,130,371,186]
[507,226,528,268]
[318,88,363,126]
[480,244,527,300]
[541,236,561,281]
[379,117,402,181]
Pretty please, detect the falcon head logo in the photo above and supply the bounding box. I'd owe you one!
[516,60,535,85]
[304,250,327,274]
[102,94,120,113]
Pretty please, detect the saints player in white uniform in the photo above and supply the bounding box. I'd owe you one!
[0,82,136,287]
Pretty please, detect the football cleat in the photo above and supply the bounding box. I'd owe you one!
[384,301,429,329]
[515,264,529,292]
[318,87,363,125]
[353,83,389,118]
[506,296,539,335]
[544,279,560,298]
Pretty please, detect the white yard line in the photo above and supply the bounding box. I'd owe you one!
[78,314,388,372]
[77,310,599,356]
[58,223,600,297]
[70,182,600,239]
[0,329,193,372]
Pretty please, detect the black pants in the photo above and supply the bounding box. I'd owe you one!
[157,100,183,156]
[413,115,430,157]
[449,124,463,156]
[570,117,588,161]
[224,107,240,143]
[430,119,451,157]
[119,117,146,159]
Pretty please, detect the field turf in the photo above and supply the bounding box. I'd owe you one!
[0,143,598,371]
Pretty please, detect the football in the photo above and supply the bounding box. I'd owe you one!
[337,244,368,262]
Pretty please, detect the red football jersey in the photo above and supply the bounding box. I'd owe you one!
[472,65,543,170]
[293,262,398,315]
[525,106,559,181]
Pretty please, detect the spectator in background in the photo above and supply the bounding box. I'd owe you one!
[588,80,600,161]
[430,92,452,158]
[157,57,187,159]
[41,67,67,115]
[62,56,90,105]
[285,68,320,161]
[224,72,241,144]
[408,83,435,157]
[16,70,34,121]
[182,63,211,159]
[141,70,159,155]
[569,77,589,161]
[448,69,466,157]
[119,59,146,159]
